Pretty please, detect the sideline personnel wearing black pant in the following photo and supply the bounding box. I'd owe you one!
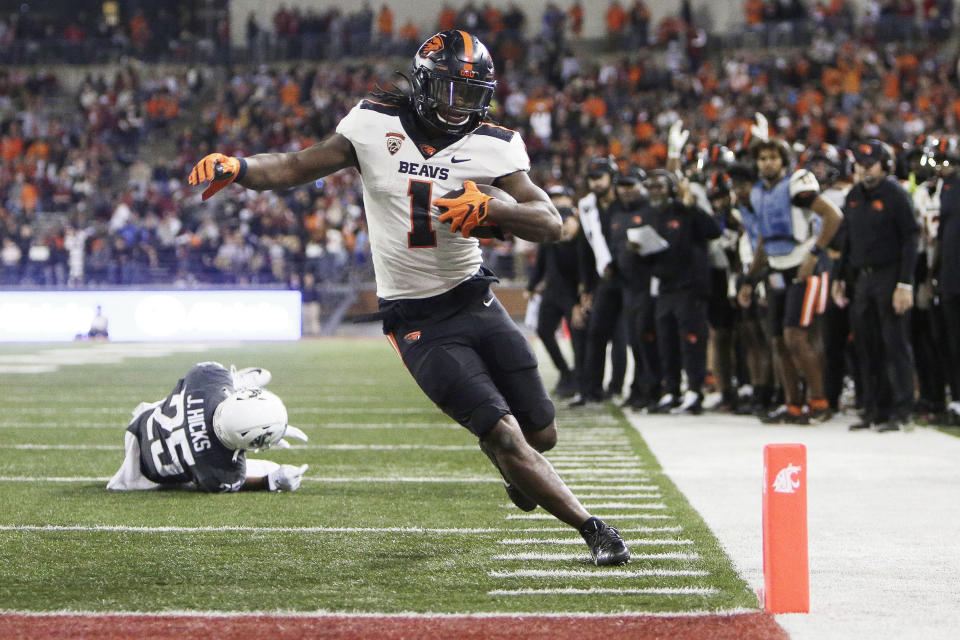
[647,170,721,414]
[526,186,583,398]
[832,140,919,432]
[933,140,960,423]
[573,156,625,406]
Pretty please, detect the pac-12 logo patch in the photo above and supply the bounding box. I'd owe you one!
[386,132,405,155]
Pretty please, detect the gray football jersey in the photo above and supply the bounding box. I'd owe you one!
[127,362,246,492]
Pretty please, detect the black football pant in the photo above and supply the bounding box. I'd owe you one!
[582,281,624,400]
[851,266,915,422]
[624,288,660,400]
[656,289,708,397]
[536,293,584,380]
[942,293,960,401]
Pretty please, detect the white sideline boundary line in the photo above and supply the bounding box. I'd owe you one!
[489,569,709,578]
[0,608,762,619]
[488,587,718,596]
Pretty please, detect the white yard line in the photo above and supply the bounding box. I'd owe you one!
[487,587,716,596]
[498,538,693,546]
[627,412,960,640]
[506,514,673,520]
[491,552,699,561]
[488,569,708,578]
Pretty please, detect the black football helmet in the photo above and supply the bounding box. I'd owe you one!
[411,30,496,136]
[800,142,845,186]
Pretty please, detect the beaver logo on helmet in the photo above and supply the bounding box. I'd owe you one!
[419,35,444,58]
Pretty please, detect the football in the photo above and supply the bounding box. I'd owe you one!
[438,183,515,238]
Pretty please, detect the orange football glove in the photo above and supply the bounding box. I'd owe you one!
[435,180,493,238]
[188,153,242,201]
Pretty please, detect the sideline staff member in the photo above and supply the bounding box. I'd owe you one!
[832,140,918,432]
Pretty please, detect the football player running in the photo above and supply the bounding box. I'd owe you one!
[107,362,309,493]
[188,30,629,565]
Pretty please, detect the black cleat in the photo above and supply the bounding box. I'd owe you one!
[504,482,537,511]
[877,419,902,432]
[579,517,630,566]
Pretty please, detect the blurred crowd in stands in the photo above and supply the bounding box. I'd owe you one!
[1,2,960,405]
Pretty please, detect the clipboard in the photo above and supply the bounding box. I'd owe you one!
[626,225,670,256]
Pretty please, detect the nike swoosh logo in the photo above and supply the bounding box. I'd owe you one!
[451,156,470,164]
[483,296,495,307]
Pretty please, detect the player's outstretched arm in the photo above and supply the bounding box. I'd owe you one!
[489,170,563,242]
[188,133,358,200]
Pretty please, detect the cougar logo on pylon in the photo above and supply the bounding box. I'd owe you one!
[772,463,802,494]
[386,132,405,155]
[419,35,444,58]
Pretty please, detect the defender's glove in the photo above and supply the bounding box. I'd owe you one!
[667,120,690,160]
[188,153,244,201]
[267,463,309,492]
[750,112,770,142]
[272,425,309,450]
[436,180,493,238]
[230,365,272,390]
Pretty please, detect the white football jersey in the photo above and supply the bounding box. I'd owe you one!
[336,99,530,299]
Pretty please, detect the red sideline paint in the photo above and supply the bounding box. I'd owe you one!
[763,443,810,613]
[0,613,789,640]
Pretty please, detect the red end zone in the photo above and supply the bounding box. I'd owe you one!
[0,613,788,640]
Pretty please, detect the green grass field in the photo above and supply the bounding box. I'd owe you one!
[0,340,758,614]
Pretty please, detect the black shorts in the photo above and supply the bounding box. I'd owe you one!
[766,266,825,336]
[384,286,555,438]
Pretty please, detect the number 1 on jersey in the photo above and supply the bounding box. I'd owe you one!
[407,179,437,248]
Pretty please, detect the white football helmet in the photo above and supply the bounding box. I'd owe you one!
[212,388,306,452]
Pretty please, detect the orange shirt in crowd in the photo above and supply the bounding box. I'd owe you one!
[744,0,763,25]
[280,80,300,107]
[1,135,23,161]
[377,6,394,37]
[438,7,456,32]
[838,57,863,94]
[399,20,418,41]
[583,95,607,119]
[20,183,38,213]
[484,7,503,33]
[25,139,50,162]
[606,2,626,34]
[568,3,584,36]
[821,67,843,95]
[634,120,655,142]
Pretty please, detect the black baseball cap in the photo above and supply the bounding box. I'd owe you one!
[852,140,887,166]
[616,167,647,186]
[586,156,617,178]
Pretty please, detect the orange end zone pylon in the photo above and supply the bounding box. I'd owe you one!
[762,443,809,613]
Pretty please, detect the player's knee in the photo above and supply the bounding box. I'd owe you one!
[524,421,557,452]
[481,416,529,460]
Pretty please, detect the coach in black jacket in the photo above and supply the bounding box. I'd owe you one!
[832,140,919,432]
[646,170,721,414]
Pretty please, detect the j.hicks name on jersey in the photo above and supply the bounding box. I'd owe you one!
[185,394,212,452]
[398,160,449,180]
